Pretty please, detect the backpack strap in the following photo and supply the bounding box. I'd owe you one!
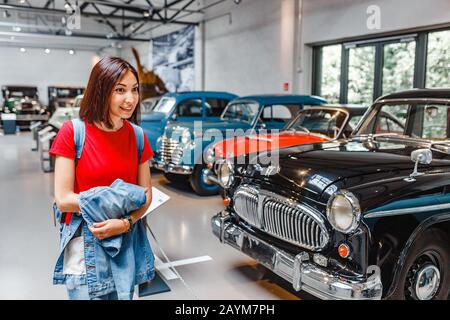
[130,122,144,162]
[71,118,85,159]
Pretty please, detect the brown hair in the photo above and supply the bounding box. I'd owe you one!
[79,56,140,128]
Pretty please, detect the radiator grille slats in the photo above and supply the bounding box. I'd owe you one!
[159,137,182,165]
[233,185,329,251]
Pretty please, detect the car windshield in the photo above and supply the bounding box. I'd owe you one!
[11,90,37,98]
[221,101,259,124]
[153,97,176,114]
[141,98,159,114]
[286,108,348,139]
[354,101,450,143]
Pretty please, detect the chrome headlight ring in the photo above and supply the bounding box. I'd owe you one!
[217,160,235,189]
[326,190,361,234]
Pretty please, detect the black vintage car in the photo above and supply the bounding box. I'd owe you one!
[212,89,450,300]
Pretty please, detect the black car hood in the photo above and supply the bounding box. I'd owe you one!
[245,139,450,203]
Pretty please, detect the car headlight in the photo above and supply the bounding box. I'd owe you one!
[326,190,361,234]
[181,129,191,144]
[205,147,215,165]
[217,160,234,188]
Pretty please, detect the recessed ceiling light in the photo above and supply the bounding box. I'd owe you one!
[20,47,26,53]
[69,49,75,55]
[44,48,51,54]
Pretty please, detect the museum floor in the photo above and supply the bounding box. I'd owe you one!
[0,132,316,300]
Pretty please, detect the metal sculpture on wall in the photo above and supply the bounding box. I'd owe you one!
[132,47,168,100]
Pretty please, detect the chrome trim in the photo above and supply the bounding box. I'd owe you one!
[414,265,440,300]
[365,203,450,219]
[326,190,361,234]
[211,213,382,300]
[151,160,193,175]
[233,184,329,251]
[158,136,183,165]
[217,160,235,189]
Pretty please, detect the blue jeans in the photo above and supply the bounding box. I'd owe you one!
[65,277,128,300]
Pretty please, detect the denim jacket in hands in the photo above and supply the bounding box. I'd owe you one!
[53,179,155,300]
[79,179,146,257]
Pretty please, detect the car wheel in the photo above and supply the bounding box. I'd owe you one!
[163,172,189,184]
[389,228,449,300]
[190,164,219,196]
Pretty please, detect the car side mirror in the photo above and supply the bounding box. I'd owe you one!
[171,113,177,121]
[405,149,432,182]
[411,149,432,165]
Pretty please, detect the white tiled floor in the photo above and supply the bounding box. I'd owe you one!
[0,132,314,300]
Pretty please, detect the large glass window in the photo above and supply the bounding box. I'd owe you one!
[319,45,341,103]
[382,41,416,95]
[313,28,450,104]
[426,30,450,88]
[347,46,375,105]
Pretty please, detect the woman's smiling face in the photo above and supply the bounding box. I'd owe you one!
[109,70,139,121]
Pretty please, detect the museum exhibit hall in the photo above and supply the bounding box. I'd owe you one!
[0,0,449,303]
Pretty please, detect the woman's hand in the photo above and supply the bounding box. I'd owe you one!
[89,219,128,240]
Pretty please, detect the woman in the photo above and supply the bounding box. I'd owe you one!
[50,57,154,300]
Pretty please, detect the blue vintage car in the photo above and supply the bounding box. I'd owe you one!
[140,91,238,151]
[152,94,327,195]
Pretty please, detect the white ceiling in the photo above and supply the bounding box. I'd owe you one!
[0,0,232,50]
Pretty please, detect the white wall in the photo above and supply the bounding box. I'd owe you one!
[202,0,296,96]
[0,47,98,105]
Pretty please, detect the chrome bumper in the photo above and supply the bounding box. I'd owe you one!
[150,159,193,174]
[211,212,383,300]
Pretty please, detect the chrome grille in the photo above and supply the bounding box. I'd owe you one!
[233,185,329,251]
[159,137,183,165]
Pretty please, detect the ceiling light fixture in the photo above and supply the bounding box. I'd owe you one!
[69,49,75,55]
[44,48,51,54]
[20,47,26,53]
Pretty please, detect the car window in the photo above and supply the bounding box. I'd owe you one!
[421,104,449,139]
[206,98,230,117]
[348,115,363,129]
[260,104,300,123]
[221,102,259,123]
[287,108,347,139]
[369,104,409,135]
[175,99,202,117]
[153,97,176,114]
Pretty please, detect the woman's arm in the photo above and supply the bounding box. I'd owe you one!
[89,161,152,239]
[54,155,80,213]
[129,161,153,224]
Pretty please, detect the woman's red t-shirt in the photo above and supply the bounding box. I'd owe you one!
[49,120,153,224]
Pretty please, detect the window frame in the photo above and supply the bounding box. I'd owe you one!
[312,26,450,104]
